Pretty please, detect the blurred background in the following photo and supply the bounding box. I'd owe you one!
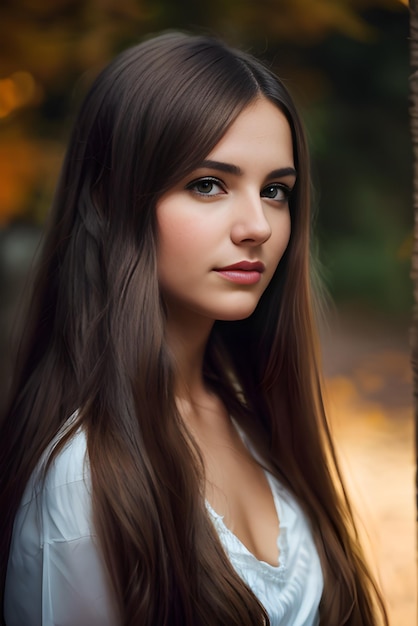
[0,0,415,623]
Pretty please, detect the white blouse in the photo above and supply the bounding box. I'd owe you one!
[5,428,323,625]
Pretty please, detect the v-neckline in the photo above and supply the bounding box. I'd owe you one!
[206,470,287,571]
[204,418,284,568]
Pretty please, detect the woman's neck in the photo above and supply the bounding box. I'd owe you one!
[165,308,213,395]
[163,310,231,432]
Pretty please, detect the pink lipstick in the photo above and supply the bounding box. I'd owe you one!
[214,261,265,285]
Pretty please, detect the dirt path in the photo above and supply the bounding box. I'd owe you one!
[321,312,416,625]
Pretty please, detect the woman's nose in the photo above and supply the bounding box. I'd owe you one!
[230,194,272,246]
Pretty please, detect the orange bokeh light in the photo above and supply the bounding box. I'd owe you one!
[0,71,38,118]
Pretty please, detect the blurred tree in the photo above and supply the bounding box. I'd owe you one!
[409,0,418,521]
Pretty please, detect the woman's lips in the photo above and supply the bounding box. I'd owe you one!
[214,261,265,285]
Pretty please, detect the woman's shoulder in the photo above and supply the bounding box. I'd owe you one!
[45,426,89,488]
[17,425,94,544]
[21,424,90,506]
[5,424,114,625]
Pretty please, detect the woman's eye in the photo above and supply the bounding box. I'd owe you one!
[261,183,291,202]
[187,178,224,196]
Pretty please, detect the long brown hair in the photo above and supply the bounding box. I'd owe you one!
[0,32,388,625]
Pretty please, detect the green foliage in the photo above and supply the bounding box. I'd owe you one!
[301,9,411,313]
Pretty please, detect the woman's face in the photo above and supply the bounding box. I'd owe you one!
[156,97,295,326]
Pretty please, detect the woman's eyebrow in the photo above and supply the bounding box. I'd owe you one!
[199,159,242,175]
[197,160,297,180]
[267,167,297,180]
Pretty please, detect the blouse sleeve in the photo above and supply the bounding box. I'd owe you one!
[4,430,119,626]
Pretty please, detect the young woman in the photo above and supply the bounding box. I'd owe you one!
[0,32,388,625]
